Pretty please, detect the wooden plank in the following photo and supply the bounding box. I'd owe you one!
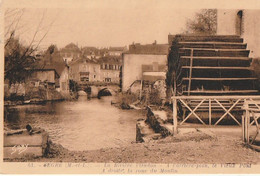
[172,95,260,100]
[180,56,251,60]
[182,66,253,70]
[249,99,260,110]
[179,99,206,125]
[183,77,258,81]
[188,49,193,96]
[250,112,259,144]
[242,114,245,142]
[246,108,250,143]
[209,99,212,125]
[183,90,258,93]
[179,41,246,45]
[214,99,241,126]
[180,48,249,52]
[249,144,260,152]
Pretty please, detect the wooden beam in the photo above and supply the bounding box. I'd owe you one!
[242,114,245,142]
[214,99,241,126]
[249,98,260,110]
[183,90,258,94]
[182,66,253,70]
[179,41,246,45]
[188,49,193,96]
[172,95,260,100]
[180,56,251,60]
[250,112,259,145]
[245,107,250,143]
[209,99,212,125]
[180,47,249,52]
[179,99,206,125]
[183,77,258,81]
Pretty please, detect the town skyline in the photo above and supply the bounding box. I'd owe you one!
[4,6,199,50]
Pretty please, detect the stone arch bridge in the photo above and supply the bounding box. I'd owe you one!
[78,84,120,98]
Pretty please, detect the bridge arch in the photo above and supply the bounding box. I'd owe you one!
[97,88,114,98]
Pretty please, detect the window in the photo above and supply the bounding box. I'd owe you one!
[236,10,243,36]
[80,77,89,82]
[105,64,108,69]
[105,78,111,82]
[109,65,113,70]
[80,72,89,82]
[94,75,96,78]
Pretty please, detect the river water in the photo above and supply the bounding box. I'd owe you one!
[4,96,143,151]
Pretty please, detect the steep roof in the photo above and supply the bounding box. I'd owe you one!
[68,56,99,66]
[60,43,81,53]
[32,51,67,76]
[81,46,100,55]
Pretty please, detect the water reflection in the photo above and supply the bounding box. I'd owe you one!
[4,96,142,151]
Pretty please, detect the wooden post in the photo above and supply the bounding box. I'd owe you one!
[244,101,249,144]
[173,97,178,135]
[188,49,194,96]
[209,99,212,125]
[242,114,245,142]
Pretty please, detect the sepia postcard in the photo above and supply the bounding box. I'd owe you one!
[1,0,260,174]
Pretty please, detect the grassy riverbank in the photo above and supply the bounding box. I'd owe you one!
[5,130,260,164]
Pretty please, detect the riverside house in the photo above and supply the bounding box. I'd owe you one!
[69,57,101,85]
[99,56,122,84]
[60,43,82,64]
[122,42,169,92]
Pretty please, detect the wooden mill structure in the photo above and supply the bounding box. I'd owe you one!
[167,35,260,128]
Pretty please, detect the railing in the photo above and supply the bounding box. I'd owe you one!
[172,95,260,135]
[242,100,260,146]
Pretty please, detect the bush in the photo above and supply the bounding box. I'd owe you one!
[116,93,139,109]
[149,89,162,106]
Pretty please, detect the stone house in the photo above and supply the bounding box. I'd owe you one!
[69,57,101,84]
[60,43,82,64]
[82,46,102,59]
[122,42,169,92]
[99,56,122,84]
[26,66,60,88]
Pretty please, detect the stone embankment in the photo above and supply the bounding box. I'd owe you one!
[136,106,173,142]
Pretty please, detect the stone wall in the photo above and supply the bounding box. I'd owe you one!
[217,9,260,58]
[122,54,167,92]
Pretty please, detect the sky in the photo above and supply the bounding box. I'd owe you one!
[4,1,200,50]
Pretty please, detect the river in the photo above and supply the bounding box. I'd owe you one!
[4,96,144,151]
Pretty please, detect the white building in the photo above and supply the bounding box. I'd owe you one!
[122,43,168,91]
[217,9,260,58]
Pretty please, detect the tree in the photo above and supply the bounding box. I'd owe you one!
[185,9,217,35]
[4,36,37,84]
[4,9,55,85]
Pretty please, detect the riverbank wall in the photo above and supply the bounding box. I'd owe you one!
[136,106,173,142]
